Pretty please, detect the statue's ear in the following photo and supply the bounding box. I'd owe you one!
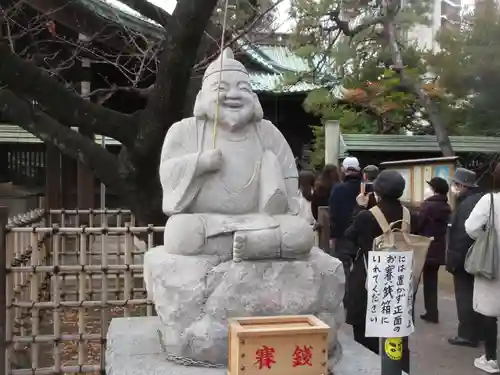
[193,91,206,118]
[252,93,264,121]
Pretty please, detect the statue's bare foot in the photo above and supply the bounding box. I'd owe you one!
[233,232,247,262]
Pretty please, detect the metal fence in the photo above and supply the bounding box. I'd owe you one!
[1,208,163,375]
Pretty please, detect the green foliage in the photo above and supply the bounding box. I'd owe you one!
[287,0,435,130]
[309,125,325,169]
[427,0,500,136]
[287,0,445,165]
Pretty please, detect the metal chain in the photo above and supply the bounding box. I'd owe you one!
[157,329,226,369]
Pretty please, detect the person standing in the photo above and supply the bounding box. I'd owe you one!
[446,168,483,347]
[329,157,362,279]
[310,164,341,221]
[465,163,500,374]
[344,170,415,374]
[417,177,452,324]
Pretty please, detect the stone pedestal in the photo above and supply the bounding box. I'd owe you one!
[144,247,345,365]
[106,316,405,375]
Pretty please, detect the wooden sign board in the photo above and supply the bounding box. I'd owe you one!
[380,156,459,209]
[228,315,330,375]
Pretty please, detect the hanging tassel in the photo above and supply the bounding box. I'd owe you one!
[212,0,231,149]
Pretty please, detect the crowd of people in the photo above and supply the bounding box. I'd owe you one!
[297,158,500,374]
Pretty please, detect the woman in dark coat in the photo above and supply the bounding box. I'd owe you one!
[417,177,451,324]
[310,164,341,220]
[344,170,416,374]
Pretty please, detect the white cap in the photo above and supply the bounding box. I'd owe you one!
[342,156,360,171]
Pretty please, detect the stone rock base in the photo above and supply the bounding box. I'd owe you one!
[106,317,407,375]
[144,246,345,365]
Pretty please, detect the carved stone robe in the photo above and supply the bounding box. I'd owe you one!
[159,117,298,237]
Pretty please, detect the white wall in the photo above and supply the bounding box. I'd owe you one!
[407,0,460,53]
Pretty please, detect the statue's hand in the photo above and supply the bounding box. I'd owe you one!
[197,149,223,174]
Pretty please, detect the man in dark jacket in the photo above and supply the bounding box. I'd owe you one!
[417,177,452,324]
[329,156,362,277]
[344,170,416,374]
[446,168,483,347]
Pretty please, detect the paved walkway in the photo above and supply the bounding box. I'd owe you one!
[411,286,485,374]
[342,269,490,374]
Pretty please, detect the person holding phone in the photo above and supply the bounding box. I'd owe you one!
[356,165,379,209]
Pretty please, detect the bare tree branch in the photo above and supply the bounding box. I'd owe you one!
[380,0,454,155]
[0,42,137,147]
[0,89,130,195]
[326,0,455,156]
[330,8,384,37]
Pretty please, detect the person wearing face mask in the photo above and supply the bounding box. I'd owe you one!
[446,167,483,347]
[417,177,452,324]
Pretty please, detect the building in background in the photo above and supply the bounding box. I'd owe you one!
[408,0,461,52]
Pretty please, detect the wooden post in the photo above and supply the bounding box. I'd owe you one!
[0,206,8,374]
[77,33,95,212]
[324,120,341,166]
[45,146,61,210]
[317,206,330,253]
[0,148,8,182]
[61,155,76,208]
[76,146,95,210]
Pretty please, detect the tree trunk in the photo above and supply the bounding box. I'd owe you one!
[383,15,455,156]
[130,187,165,245]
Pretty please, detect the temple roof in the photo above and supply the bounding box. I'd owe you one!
[2,123,498,155]
[339,134,500,156]
[74,0,325,93]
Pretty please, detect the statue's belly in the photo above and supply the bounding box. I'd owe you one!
[191,137,262,214]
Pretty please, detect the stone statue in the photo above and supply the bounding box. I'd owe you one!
[159,47,313,262]
[144,48,345,369]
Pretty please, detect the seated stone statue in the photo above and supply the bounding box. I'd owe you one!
[159,48,313,261]
[144,48,345,369]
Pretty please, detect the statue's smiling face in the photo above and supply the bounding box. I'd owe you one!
[203,70,255,130]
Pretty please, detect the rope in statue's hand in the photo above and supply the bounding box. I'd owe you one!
[212,0,230,149]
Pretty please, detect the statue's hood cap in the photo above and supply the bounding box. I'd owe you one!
[203,47,249,81]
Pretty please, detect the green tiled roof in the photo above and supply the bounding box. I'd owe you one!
[250,72,320,93]
[4,121,498,154]
[77,0,162,37]
[253,45,311,72]
[340,134,500,154]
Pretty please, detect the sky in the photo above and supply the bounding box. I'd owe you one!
[105,0,294,31]
[105,0,475,30]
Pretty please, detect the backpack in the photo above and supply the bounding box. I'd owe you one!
[363,206,433,294]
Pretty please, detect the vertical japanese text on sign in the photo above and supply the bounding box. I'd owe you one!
[365,251,414,338]
[255,345,276,369]
[292,345,314,367]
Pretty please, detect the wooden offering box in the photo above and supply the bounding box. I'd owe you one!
[228,315,330,375]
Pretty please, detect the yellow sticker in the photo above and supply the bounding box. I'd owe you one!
[384,338,403,361]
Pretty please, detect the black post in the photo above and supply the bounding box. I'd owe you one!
[0,206,8,374]
[381,337,403,375]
